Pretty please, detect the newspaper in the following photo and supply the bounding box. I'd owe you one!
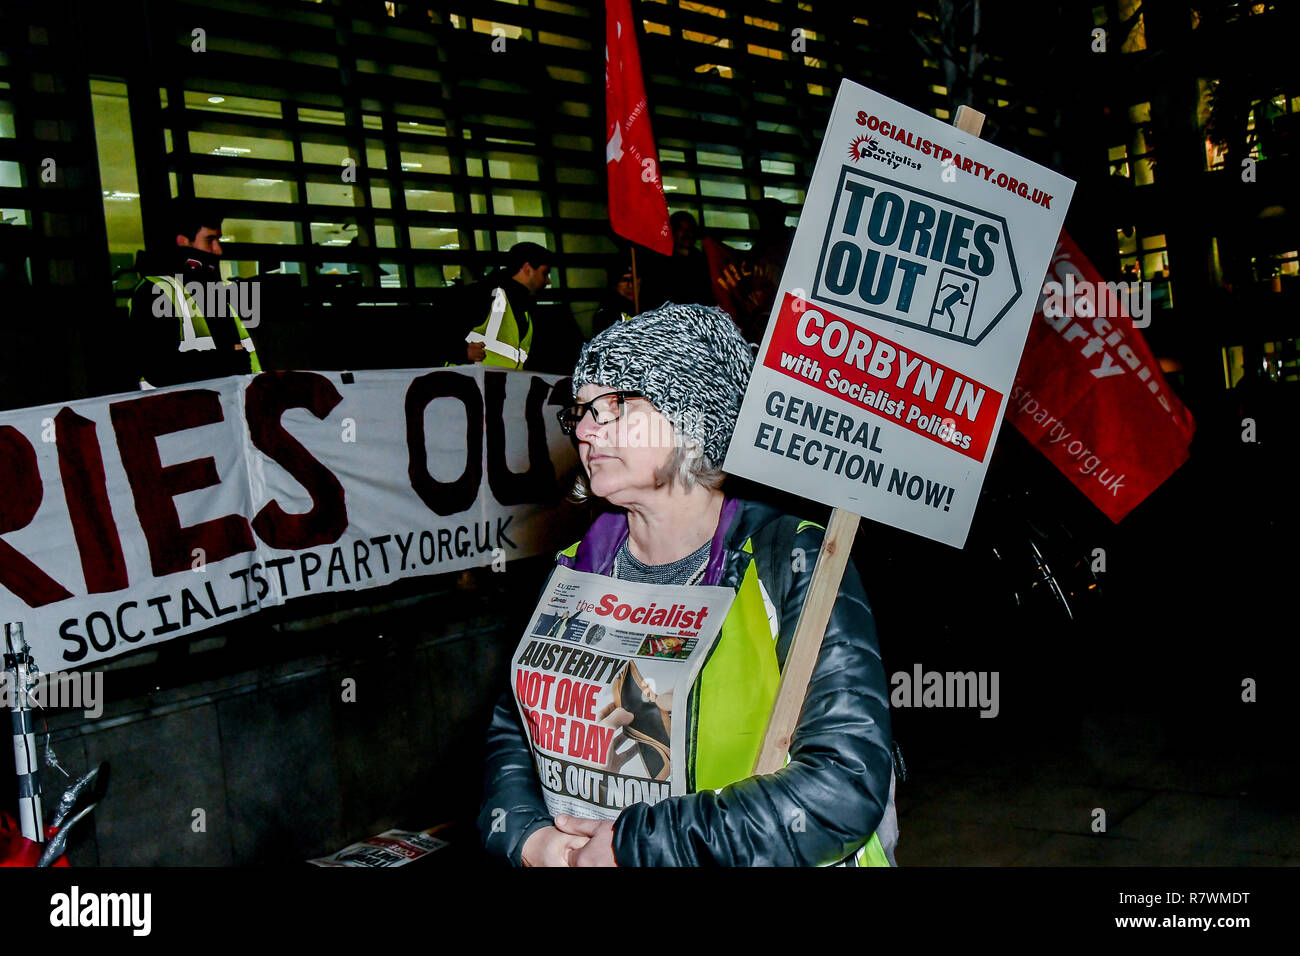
[308,828,448,867]
[512,565,735,820]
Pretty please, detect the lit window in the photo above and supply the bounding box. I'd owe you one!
[184,91,281,118]
[703,206,750,230]
[224,218,301,246]
[299,108,345,125]
[0,100,16,139]
[484,153,540,180]
[1117,229,1173,309]
[302,141,353,166]
[1127,102,1155,186]
[764,185,803,207]
[1109,144,1130,179]
[1119,0,1147,52]
[683,30,731,47]
[492,188,546,217]
[681,1,726,16]
[539,32,591,49]
[700,178,745,199]
[189,130,294,161]
[409,226,460,250]
[307,182,361,207]
[472,20,526,39]
[195,174,296,204]
[406,190,456,213]
[546,66,589,84]
[698,150,742,169]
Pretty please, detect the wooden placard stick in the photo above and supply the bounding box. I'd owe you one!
[751,105,987,776]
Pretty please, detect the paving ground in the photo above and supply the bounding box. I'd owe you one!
[892,707,1298,866]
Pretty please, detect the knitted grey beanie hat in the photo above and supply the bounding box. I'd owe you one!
[572,303,754,463]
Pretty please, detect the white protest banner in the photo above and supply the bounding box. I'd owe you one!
[510,565,733,819]
[724,79,1075,548]
[0,368,581,669]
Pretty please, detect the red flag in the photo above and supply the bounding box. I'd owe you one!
[1007,231,1195,522]
[605,0,672,256]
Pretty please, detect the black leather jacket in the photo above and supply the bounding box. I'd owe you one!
[477,497,894,866]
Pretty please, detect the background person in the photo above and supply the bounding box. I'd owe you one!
[130,204,262,389]
[477,303,897,867]
[457,241,582,373]
[590,260,640,337]
[461,241,550,368]
[641,211,714,310]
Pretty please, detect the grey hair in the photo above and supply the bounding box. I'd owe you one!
[568,439,727,503]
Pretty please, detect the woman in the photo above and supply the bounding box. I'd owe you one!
[478,303,897,866]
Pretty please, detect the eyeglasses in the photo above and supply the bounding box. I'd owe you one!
[556,390,644,435]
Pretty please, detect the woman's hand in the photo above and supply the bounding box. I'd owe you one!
[554,815,617,867]
[521,825,589,867]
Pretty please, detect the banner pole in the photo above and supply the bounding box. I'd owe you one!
[4,622,44,843]
[751,105,987,777]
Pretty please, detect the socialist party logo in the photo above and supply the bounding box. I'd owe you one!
[811,166,1021,346]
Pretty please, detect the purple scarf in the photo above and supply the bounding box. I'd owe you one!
[556,496,740,587]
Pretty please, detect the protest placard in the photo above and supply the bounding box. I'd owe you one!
[725,79,1076,549]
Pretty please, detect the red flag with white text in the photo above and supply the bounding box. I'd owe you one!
[1007,231,1195,522]
[605,0,672,256]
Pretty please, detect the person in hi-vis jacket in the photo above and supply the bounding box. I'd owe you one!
[462,241,553,369]
[130,204,263,389]
[478,303,898,867]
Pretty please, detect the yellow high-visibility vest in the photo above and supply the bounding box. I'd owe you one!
[133,274,262,389]
[466,287,532,369]
[558,523,893,867]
